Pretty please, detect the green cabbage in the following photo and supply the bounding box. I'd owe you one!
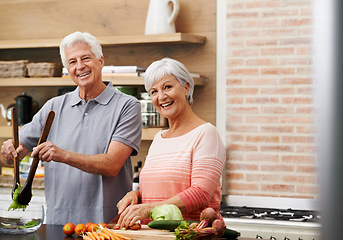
[150,204,183,221]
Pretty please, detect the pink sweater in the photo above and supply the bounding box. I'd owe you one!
[139,123,226,221]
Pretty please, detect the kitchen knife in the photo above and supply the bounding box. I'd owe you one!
[107,214,120,229]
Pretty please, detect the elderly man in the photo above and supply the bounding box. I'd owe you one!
[0,32,142,224]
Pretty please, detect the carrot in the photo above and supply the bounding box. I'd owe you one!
[86,232,97,240]
[83,235,93,240]
[98,235,105,240]
[111,232,131,240]
[90,232,100,240]
[101,228,120,240]
[102,227,131,240]
[98,231,111,240]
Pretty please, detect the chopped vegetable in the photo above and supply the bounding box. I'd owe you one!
[8,183,29,211]
[129,222,141,230]
[150,204,183,221]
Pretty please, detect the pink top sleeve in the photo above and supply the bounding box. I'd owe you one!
[139,123,226,220]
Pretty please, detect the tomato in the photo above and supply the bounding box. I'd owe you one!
[99,222,107,228]
[74,223,86,236]
[84,222,93,229]
[130,222,141,230]
[62,222,75,236]
[84,222,95,232]
[86,223,99,232]
[111,224,120,230]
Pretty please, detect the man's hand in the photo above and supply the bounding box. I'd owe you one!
[1,139,28,165]
[31,141,64,162]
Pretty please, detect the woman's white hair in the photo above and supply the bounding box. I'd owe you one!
[144,57,194,105]
[59,31,103,67]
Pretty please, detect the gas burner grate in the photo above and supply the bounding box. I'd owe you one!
[219,205,321,222]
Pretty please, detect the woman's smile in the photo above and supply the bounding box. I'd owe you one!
[160,101,174,108]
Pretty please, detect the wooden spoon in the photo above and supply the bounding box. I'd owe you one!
[11,107,20,199]
[17,111,55,205]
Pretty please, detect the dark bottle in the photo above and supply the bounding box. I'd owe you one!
[132,166,140,191]
[137,160,142,170]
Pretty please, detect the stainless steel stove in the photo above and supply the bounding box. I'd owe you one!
[220,195,321,240]
[220,206,320,222]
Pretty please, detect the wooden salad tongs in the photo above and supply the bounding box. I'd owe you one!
[17,111,55,205]
[11,107,20,199]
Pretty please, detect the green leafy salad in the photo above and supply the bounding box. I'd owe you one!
[19,220,38,229]
[8,183,28,211]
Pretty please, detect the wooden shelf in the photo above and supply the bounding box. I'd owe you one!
[0,126,164,141]
[0,33,206,49]
[0,76,206,87]
[0,33,205,142]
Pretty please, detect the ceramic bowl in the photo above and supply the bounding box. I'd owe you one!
[0,201,44,234]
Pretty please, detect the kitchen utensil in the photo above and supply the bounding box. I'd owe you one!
[107,214,120,229]
[11,107,20,199]
[17,111,55,206]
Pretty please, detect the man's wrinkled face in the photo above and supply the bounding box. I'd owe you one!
[65,42,104,88]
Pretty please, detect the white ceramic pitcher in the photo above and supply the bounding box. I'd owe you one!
[145,0,180,35]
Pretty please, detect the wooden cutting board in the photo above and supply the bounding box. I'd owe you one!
[112,225,175,240]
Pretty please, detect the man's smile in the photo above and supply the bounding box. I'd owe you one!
[78,71,91,77]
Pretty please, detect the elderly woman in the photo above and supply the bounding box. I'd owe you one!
[116,57,226,227]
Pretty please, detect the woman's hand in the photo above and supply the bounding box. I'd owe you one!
[117,191,140,215]
[117,203,151,228]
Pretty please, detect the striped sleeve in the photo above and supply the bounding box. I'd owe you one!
[178,126,225,213]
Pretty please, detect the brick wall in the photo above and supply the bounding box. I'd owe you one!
[225,0,318,199]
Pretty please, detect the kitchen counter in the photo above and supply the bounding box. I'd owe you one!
[0,224,254,240]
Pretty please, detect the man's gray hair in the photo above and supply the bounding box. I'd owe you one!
[59,31,103,67]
